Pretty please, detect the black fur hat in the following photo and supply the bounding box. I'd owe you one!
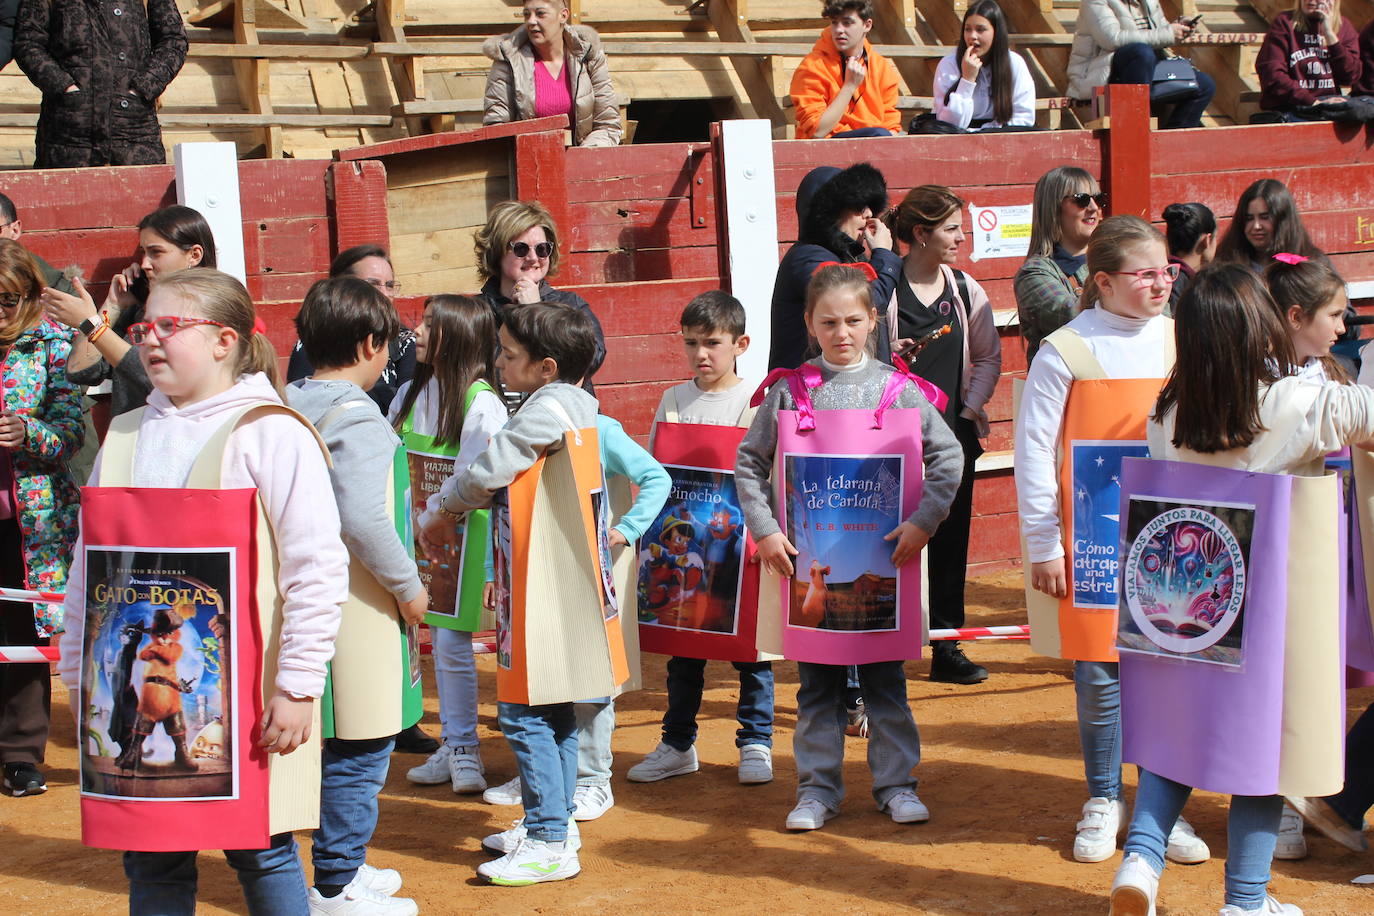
[798,162,890,253]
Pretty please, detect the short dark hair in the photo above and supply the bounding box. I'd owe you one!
[294,276,400,371]
[680,290,746,339]
[138,206,218,270]
[330,244,390,279]
[0,193,16,225]
[1161,202,1217,257]
[502,301,597,383]
[823,0,874,20]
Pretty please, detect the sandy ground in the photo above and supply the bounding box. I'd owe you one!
[4,570,1373,915]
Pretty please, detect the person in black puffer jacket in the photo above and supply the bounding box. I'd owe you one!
[14,0,187,168]
[768,162,903,370]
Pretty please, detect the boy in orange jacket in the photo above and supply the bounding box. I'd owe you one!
[790,1,901,139]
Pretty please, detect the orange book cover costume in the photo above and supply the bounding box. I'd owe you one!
[790,31,901,139]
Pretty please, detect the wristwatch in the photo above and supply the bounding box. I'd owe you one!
[436,499,465,521]
[78,316,101,337]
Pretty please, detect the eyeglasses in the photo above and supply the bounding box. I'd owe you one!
[127,316,229,345]
[1111,264,1182,285]
[363,278,402,292]
[1065,192,1108,209]
[0,292,22,309]
[508,240,553,259]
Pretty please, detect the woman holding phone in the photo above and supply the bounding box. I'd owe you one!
[886,185,1002,684]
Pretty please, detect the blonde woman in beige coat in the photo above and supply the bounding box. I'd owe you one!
[482,0,621,148]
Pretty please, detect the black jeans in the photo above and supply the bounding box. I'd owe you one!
[927,417,982,633]
[1107,42,1216,130]
[0,520,49,766]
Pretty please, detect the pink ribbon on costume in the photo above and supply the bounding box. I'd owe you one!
[891,354,950,414]
[252,317,268,336]
[1272,252,1309,265]
[750,365,824,431]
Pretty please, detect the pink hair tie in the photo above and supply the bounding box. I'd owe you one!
[252,317,268,336]
[1272,252,1309,265]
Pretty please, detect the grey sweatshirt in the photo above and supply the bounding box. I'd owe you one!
[286,379,423,603]
[734,356,964,539]
[445,381,600,512]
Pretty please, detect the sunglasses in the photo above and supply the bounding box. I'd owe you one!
[1065,192,1108,209]
[128,316,229,345]
[1111,264,1182,285]
[508,240,553,259]
[0,293,22,309]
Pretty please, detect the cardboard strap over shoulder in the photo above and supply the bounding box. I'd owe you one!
[1044,326,1108,381]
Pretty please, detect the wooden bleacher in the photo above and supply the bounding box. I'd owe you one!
[0,0,1371,166]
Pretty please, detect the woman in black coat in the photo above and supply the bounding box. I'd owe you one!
[14,0,186,168]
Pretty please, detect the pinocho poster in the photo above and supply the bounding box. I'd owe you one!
[783,454,902,632]
[1070,440,1151,610]
[80,547,237,801]
[637,465,745,635]
[1118,498,1254,668]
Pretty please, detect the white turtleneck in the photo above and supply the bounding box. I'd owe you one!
[1014,306,1173,564]
[821,353,869,373]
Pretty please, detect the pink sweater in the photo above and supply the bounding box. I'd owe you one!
[58,373,348,698]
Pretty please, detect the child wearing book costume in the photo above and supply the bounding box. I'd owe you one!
[735,264,962,831]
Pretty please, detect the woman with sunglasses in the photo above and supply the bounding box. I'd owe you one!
[285,244,417,414]
[474,200,606,387]
[1014,167,1105,362]
[0,239,83,799]
[40,205,214,418]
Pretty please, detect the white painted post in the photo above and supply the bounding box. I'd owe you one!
[718,119,778,384]
[173,142,247,284]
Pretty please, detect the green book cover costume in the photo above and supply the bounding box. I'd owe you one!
[394,380,494,633]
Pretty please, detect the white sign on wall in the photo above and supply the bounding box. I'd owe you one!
[969,203,1033,262]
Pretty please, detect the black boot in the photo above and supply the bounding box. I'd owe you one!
[171,735,199,772]
[115,733,147,771]
[930,642,988,684]
[393,722,439,754]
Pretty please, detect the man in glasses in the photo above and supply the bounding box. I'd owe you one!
[0,193,74,296]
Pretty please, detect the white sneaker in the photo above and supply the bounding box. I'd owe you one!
[1165,816,1211,864]
[478,837,580,886]
[448,745,486,794]
[572,784,614,821]
[308,877,418,915]
[1109,852,1159,916]
[738,744,773,784]
[354,863,402,897]
[405,744,453,785]
[483,775,522,806]
[785,798,835,831]
[482,816,581,855]
[1218,896,1303,915]
[626,742,698,783]
[1285,794,1369,852]
[1274,804,1307,860]
[882,789,930,824]
[1074,796,1124,863]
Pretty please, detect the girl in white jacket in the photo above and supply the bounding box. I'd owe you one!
[933,1,1035,130]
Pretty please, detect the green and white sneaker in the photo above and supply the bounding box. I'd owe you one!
[478,837,580,886]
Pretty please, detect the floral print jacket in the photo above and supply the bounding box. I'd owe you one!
[3,317,83,636]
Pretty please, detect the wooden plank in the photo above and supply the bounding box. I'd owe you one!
[567,198,712,252]
[386,175,508,235]
[1105,83,1153,220]
[242,216,333,277]
[596,380,675,439]
[596,333,686,385]
[1150,122,1374,175]
[562,245,721,285]
[337,115,567,160]
[329,159,393,254]
[514,130,573,235]
[1152,164,1374,226]
[373,142,509,191]
[565,142,712,186]
[708,0,790,137]
[0,166,177,231]
[562,278,720,338]
[189,43,371,60]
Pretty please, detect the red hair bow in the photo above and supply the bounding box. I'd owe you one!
[1272,252,1309,266]
[252,317,268,336]
[812,260,878,282]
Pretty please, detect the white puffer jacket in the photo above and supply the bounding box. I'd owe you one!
[1067,0,1176,100]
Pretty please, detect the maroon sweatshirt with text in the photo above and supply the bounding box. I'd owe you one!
[1256,10,1361,110]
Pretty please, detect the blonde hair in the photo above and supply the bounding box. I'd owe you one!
[1027,167,1098,259]
[1082,215,1167,310]
[474,200,561,283]
[0,239,47,345]
[154,268,282,393]
[1294,0,1340,33]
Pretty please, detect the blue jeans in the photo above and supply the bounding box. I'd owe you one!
[794,660,919,810]
[1074,660,1122,800]
[575,699,614,787]
[1124,768,1283,909]
[498,700,576,843]
[831,127,894,138]
[1107,41,1217,129]
[313,736,394,888]
[1323,701,1374,828]
[432,626,478,747]
[662,656,774,751]
[125,832,308,916]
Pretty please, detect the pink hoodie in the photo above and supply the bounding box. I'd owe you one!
[58,373,348,699]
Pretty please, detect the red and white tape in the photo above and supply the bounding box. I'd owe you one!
[0,585,65,604]
[930,625,1030,641]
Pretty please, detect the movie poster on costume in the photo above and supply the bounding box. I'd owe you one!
[637,465,746,635]
[1118,498,1254,668]
[783,454,902,632]
[1070,440,1152,610]
[590,487,620,620]
[79,547,237,801]
[492,491,513,669]
[404,449,462,619]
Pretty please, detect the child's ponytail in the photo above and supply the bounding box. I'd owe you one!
[1081,215,1167,311]
[156,268,283,395]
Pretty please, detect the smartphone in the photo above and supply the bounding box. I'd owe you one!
[1184,14,1203,27]
[128,271,150,304]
